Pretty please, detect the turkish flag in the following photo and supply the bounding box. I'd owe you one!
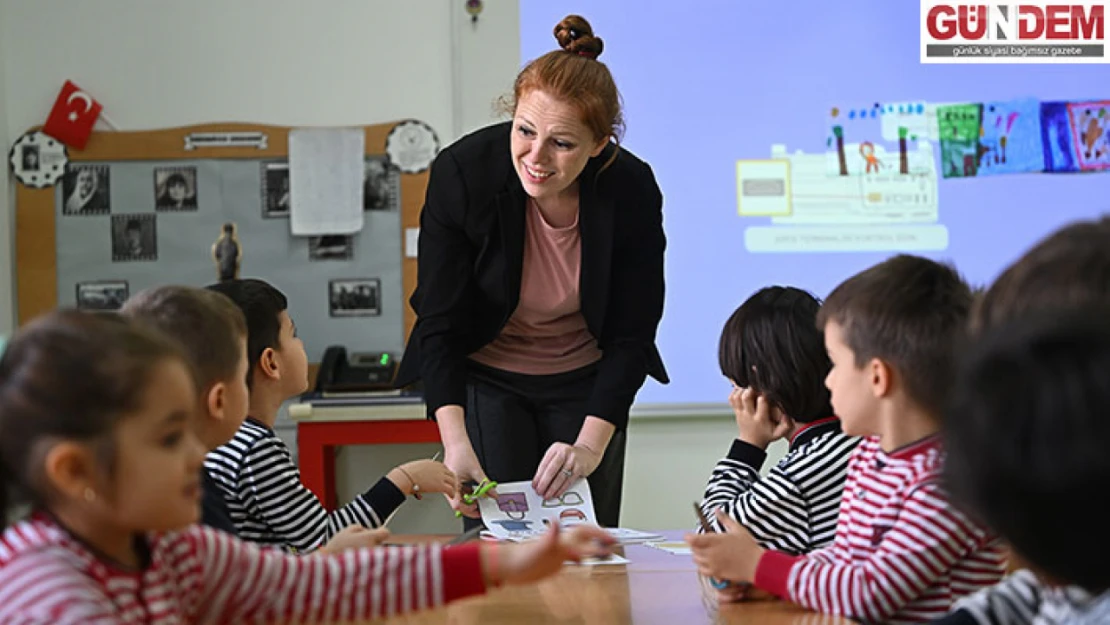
[42,80,103,150]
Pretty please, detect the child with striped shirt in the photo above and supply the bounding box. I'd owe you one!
[0,310,614,623]
[698,287,859,565]
[688,255,1007,624]
[933,216,1110,625]
[205,278,457,553]
[121,285,383,552]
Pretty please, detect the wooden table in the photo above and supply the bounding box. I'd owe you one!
[376,532,851,625]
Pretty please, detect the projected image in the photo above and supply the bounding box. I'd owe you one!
[738,104,944,253]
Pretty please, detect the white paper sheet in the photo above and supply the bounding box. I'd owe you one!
[645,541,693,556]
[288,127,364,236]
[478,479,599,540]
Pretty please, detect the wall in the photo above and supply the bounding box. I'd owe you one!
[1,0,775,534]
[0,0,12,336]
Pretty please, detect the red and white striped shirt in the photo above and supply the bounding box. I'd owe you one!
[0,513,488,624]
[754,435,1007,624]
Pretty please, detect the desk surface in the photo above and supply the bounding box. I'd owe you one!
[376,532,851,625]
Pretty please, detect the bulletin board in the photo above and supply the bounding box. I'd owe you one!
[13,121,431,365]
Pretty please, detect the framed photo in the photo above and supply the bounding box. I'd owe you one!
[154,166,198,211]
[308,235,353,261]
[75,280,129,311]
[329,278,381,317]
[261,161,290,218]
[62,164,111,215]
[363,156,400,211]
[111,214,158,262]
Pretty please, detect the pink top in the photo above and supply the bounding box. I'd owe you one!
[469,198,603,375]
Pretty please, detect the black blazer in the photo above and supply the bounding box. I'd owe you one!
[394,122,669,429]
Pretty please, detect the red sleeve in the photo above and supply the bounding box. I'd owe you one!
[188,527,489,622]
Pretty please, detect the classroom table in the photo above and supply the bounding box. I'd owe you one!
[373,531,852,625]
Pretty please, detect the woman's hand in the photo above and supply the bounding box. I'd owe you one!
[443,444,492,519]
[533,442,602,500]
[388,460,459,498]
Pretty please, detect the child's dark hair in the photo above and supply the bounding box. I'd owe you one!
[205,279,288,388]
[971,216,1110,334]
[719,286,832,423]
[0,310,186,527]
[121,286,247,393]
[944,308,1110,593]
[816,254,972,417]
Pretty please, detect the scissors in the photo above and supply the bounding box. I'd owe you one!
[454,478,498,518]
[693,502,738,590]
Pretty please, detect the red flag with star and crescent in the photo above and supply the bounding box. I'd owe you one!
[42,80,103,150]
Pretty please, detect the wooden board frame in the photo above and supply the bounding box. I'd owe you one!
[14,122,425,349]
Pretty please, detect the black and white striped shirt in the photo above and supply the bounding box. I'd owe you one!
[204,418,405,553]
[936,569,1093,625]
[698,417,859,555]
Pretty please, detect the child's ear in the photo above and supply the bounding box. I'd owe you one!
[205,382,228,421]
[43,442,100,502]
[867,358,894,398]
[258,347,281,381]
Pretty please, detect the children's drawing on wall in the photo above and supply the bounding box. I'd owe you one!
[478,479,599,540]
[938,103,983,179]
[1068,101,1110,171]
[972,99,1042,175]
[826,104,919,178]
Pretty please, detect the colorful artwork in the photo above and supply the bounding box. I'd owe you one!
[1040,102,1079,172]
[826,104,919,178]
[495,492,529,520]
[1068,101,1110,171]
[937,103,984,179]
[477,479,600,540]
[976,99,1044,175]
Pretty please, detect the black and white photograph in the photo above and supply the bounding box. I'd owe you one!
[21,145,40,171]
[76,280,129,311]
[309,235,353,261]
[329,278,380,317]
[111,214,158,261]
[363,156,399,211]
[261,161,290,218]
[62,164,111,215]
[154,166,198,211]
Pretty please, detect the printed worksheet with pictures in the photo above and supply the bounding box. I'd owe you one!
[477,479,598,540]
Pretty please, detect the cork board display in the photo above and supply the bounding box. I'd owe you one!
[14,121,435,363]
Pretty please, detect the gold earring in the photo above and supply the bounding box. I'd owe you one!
[83,487,96,502]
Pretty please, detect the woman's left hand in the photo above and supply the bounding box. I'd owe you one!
[532,442,602,500]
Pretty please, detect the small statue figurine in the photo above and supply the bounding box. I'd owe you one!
[212,222,241,282]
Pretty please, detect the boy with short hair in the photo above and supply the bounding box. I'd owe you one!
[688,255,1007,624]
[699,286,859,558]
[206,278,458,553]
[121,285,251,535]
[934,216,1110,625]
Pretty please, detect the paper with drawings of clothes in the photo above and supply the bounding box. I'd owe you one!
[477,478,599,541]
[287,127,364,236]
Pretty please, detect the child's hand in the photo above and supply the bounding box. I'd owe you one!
[685,509,765,583]
[729,386,793,450]
[390,460,459,498]
[318,525,391,554]
[487,523,616,586]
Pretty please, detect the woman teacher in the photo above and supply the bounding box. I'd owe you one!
[394,15,668,527]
